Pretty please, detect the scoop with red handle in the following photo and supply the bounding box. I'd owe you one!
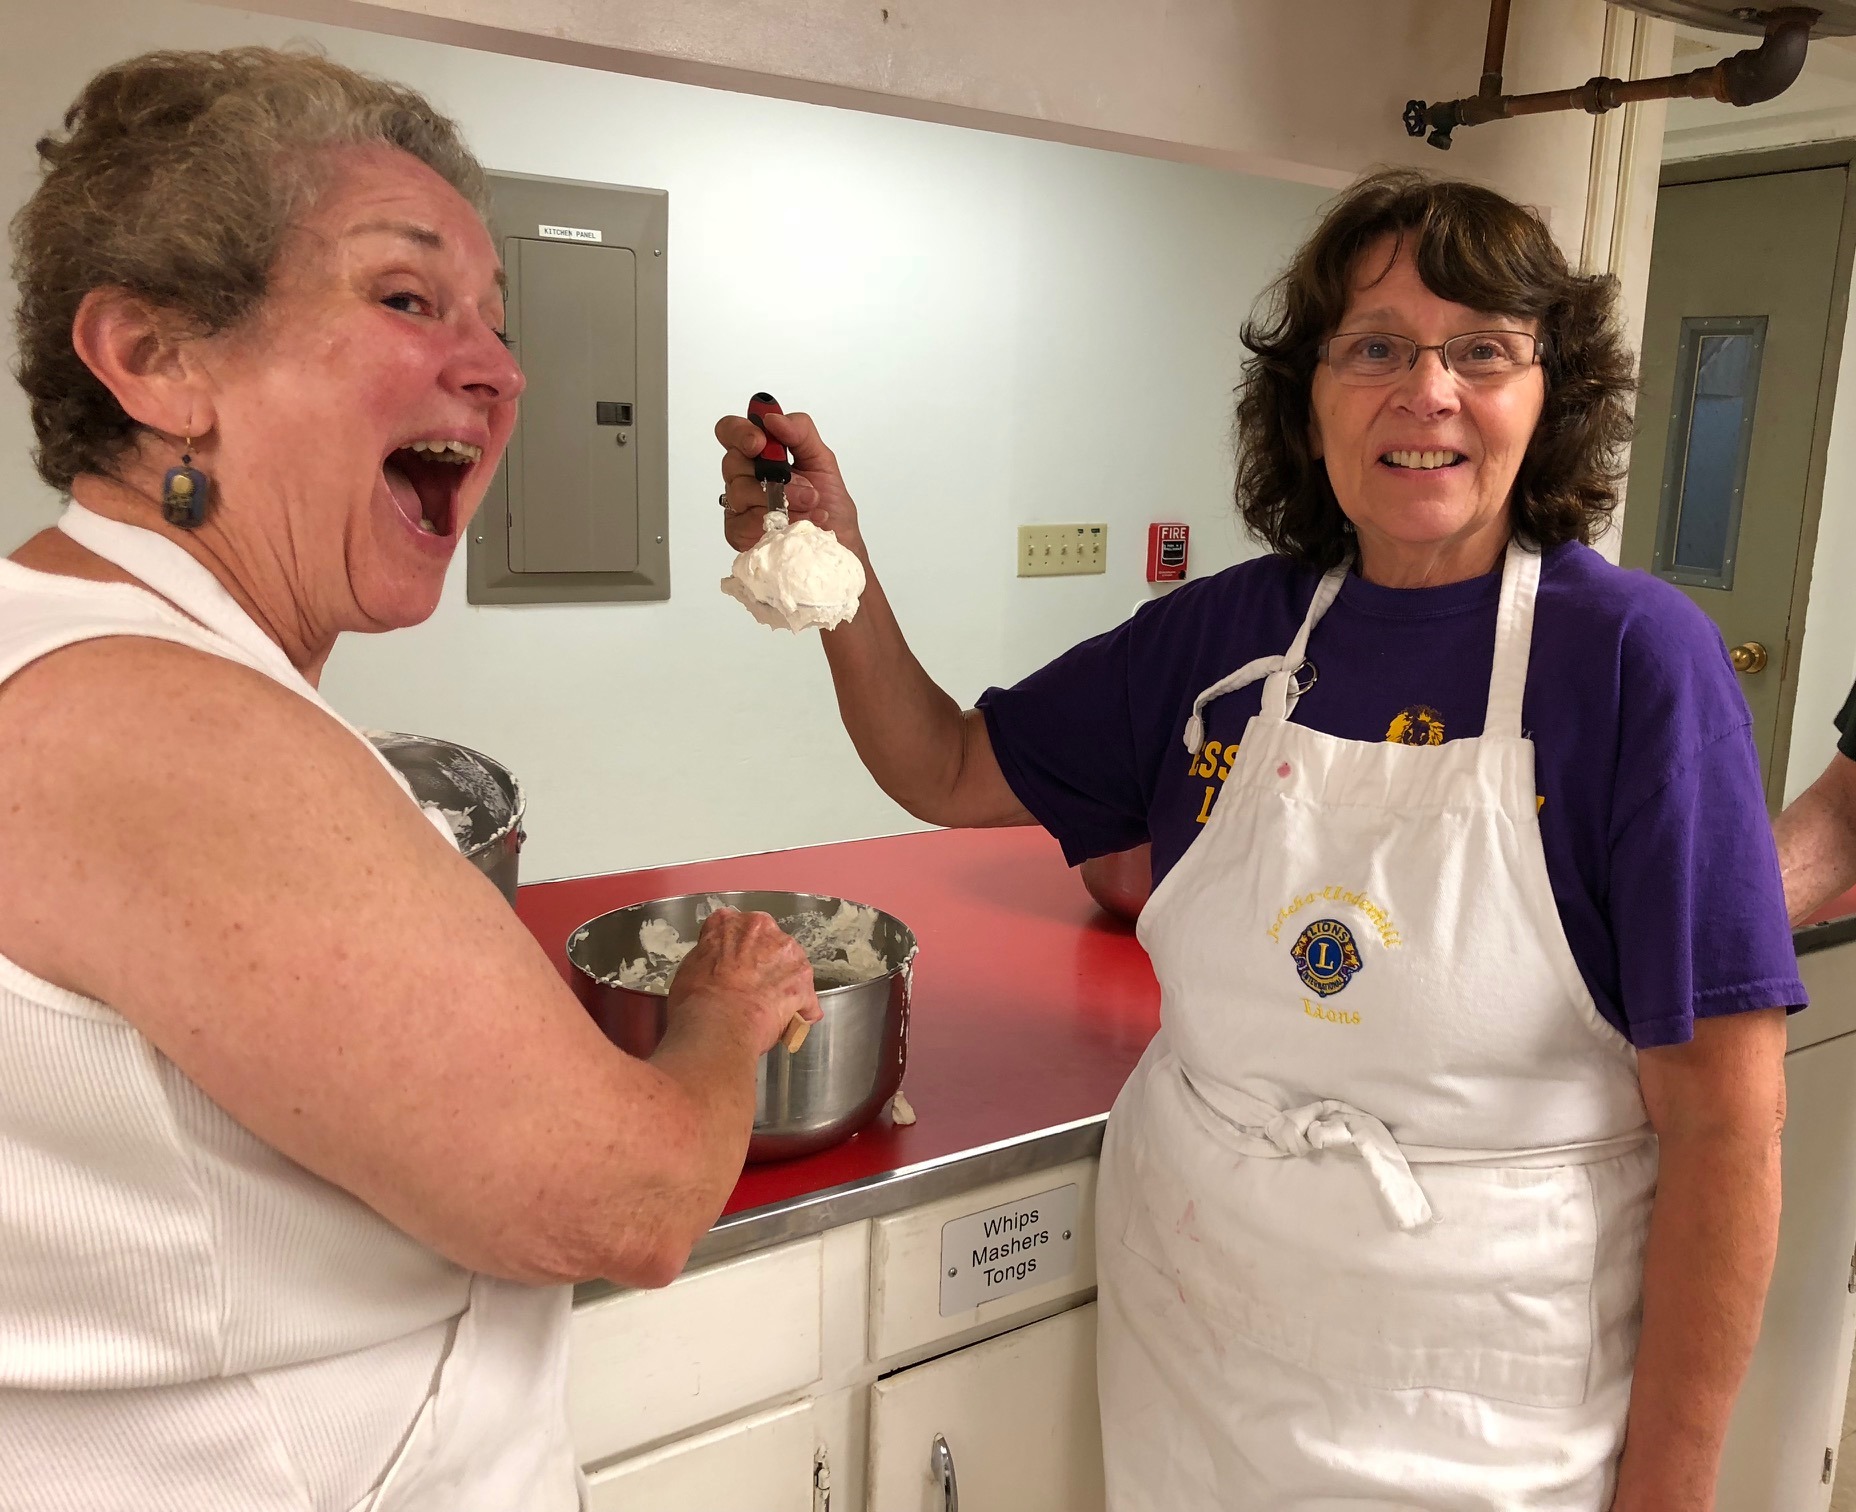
[747,391,793,515]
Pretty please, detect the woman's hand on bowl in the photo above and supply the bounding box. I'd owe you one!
[670,908,821,1056]
[715,410,865,558]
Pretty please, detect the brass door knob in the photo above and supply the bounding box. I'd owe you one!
[1730,641,1769,675]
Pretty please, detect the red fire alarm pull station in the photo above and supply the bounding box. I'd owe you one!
[1147,523,1189,583]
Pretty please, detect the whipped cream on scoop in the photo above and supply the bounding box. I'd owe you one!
[722,512,866,633]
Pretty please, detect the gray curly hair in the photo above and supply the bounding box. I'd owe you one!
[10,45,490,491]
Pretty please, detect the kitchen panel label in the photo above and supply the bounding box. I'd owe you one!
[538,224,603,242]
[939,1182,1079,1316]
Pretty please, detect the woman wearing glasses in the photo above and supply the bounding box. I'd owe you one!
[715,170,1800,1508]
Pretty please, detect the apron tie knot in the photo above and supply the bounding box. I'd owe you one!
[1262,1100,1435,1231]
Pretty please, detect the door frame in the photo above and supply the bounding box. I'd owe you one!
[1650,142,1856,808]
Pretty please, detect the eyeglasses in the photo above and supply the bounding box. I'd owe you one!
[1316,330,1544,387]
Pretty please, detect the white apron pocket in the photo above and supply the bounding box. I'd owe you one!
[1124,1061,1601,1409]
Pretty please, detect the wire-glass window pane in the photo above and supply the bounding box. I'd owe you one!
[1654,316,1766,590]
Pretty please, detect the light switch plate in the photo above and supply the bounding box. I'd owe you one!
[1018,523,1107,577]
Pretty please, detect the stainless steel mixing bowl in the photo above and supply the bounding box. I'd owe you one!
[367,731,525,907]
[566,890,917,1162]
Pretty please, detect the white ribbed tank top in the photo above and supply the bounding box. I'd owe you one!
[0,513,519,1512]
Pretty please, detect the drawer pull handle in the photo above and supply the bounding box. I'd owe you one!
[930,1432,959,1512]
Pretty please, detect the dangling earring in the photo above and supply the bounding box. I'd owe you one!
[161,437,210,529]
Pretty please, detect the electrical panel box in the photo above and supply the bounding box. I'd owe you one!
[468,172,669,605]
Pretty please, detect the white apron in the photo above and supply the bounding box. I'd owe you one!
[54,506,584,1512]
[1096,540,1657,1510]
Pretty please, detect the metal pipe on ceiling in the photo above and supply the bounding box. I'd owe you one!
[1403,3,1817,150]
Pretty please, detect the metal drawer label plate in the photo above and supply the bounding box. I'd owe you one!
[939,1182,1079,1316]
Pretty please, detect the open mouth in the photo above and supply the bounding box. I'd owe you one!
[1380,449,1467,472]
[383,438,483,538]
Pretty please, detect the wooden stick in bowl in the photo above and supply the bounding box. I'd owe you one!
[781,1014,812,1053]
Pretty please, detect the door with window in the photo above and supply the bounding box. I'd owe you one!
[1621,162,1850,805]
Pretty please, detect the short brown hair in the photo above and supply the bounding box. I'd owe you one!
[11,46,490,491]
[1234,168,1635,571]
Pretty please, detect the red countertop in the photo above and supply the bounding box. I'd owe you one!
[516,827,1161,1217]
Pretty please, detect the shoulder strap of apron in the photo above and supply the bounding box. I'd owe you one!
[1182,561,1348,757]
[53,504,448,835]
[1484,537,1541,741]
[1180,539,1543,756]
[56,503,303,689]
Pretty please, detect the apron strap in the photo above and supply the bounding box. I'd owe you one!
[1483,538,1541,741]
[56,503,300,685]
[52,505,449,842]
[1181,560,1349,756]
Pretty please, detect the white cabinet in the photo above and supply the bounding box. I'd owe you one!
[867,1303,1105,1512]
[1718,1026,1856,1511]
[568,1165,1106,1512]
[568,1237,823,1464]
[868,1160,1097,1363]
[583,1399,819,1512]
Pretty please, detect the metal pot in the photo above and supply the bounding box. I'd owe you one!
[566,890,917,1162]
[366,731,526,906]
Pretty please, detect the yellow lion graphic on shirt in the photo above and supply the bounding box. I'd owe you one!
[1386,705,1446,746]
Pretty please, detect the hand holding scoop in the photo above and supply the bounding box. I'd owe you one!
[722,392,866,633]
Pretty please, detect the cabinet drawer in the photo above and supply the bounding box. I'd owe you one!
[868,1302,1104,1512]
[584,1399,818,1512]
[569,1237,823,1464]
[869,1159,1097,1362]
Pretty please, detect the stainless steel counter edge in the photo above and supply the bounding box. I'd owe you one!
[1796,914,1856,957]
[571,1113,1108,1306]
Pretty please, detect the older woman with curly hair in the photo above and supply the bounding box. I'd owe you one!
[716,170,1802,1508]
[0,47,820,1512]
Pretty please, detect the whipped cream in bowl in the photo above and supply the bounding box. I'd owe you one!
[566,888,917,1161]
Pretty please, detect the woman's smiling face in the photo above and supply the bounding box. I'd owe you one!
[1309,233,1546,587]
[195,142,523,633]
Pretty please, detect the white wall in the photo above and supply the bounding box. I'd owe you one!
[0,0,1332,879]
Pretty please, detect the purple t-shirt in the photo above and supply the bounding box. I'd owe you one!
[978,541,1805,1049]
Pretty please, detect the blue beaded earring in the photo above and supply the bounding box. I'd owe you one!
[161,437,210,529]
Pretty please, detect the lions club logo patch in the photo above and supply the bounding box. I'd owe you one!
[1292,919,1362,997]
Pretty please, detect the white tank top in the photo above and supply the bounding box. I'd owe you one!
[0,509,565,1512]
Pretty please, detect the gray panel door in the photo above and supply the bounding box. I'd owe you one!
[1622,166,1846,802]
[505,237,639,574]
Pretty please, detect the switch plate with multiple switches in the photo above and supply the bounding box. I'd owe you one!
[1018,523,1108,577]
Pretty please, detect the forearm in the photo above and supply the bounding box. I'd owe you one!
[1773,782,1856,923]
[604,1003,766,1280]
[817,555,989,826]
[1610,1120,1781,1509]
[460,1014,762,1290]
